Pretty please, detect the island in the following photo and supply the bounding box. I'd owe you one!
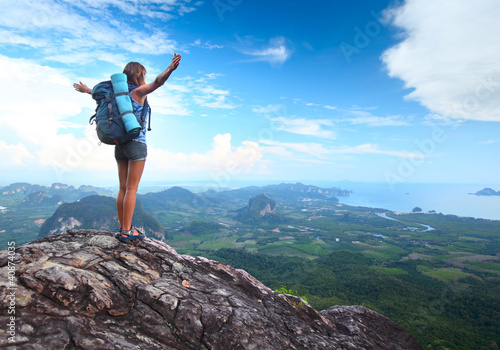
[473,187,500,196]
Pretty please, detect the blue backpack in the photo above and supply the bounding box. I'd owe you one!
[90,81,151,145]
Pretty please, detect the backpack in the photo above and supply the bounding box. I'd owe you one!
[90,81,151,145]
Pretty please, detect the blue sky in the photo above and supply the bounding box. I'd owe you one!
[1,0,500,189]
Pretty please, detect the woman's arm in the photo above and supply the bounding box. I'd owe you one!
[133,53,181,104]
[73,81,92,94]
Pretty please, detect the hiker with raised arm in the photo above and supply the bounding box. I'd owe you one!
[74,53,181,241]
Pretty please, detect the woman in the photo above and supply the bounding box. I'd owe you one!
[74,53,181,240]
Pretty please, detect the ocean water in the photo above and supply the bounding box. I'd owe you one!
[336,183,500,221]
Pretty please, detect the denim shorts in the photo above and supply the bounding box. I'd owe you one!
[115,141,147,162]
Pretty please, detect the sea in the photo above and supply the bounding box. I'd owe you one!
[335,182,500,221]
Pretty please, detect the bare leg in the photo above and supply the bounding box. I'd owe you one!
[121,160,146,236]
[116,160,129,229]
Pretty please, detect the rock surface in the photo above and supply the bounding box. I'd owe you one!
[237,194,277,221]
[0,230,424,350]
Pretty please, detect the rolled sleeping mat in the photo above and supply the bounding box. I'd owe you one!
[110,73,141,134]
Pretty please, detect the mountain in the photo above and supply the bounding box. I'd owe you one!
[236,194,279,222]
[265,182,351,197]
[474,187,500,196]
[21,191,63,207]
[0,230,425,350]
[38,195,165,239]
[0,182,113,203]
[206,182,350,205]
[138,186,210,212]
[0,182,47,196]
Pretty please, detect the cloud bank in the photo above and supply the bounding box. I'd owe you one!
[382,0,500,121]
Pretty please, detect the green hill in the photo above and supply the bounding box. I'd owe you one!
[38,195,166,239]
[139,186,209,211]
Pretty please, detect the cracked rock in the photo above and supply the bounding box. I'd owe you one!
[0,230,424,350]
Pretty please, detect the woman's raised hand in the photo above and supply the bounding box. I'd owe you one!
[169,53,181,71]
[73,81,91,94]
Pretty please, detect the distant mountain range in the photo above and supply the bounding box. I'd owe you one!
[1,182,113,203]
[1,181,351,240]
[135,182,350,212]
[201,182,351,205]
[1,181,350,209]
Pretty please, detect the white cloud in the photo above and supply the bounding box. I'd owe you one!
[253,104,336,139]
[478,139,499,145]
[259,140,425,159]
[37,126,115,172]
[0,54,248,180]
[0,55,81,141]
[0,0,188,64]
[252,104,284,114]
[239,37,293,66]
[148,88,191,116]
[0,29,46,48]
[44,51,128,67]
[259,140,334,159]
[293,98,320,107]
[382,0,500,121]
[147,133,263,174]
[340,110,409,126]
[193,95,236,110]
[187,76,237,110]
[324,105,339,110]
[58,0,197,20]
[332,144,423,158]
[271,117,336,139]
[191,40,224,50]
[0,55,115,174]
[0,141,34,166]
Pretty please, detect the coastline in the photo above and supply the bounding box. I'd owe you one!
[337,182,500,221]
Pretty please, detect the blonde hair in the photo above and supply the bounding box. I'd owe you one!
[123,62,147,86]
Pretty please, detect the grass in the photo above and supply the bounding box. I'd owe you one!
[417,265,476,282]
[469,261,500,273]
[289,243,331,256]
[197,235,239,251]
[357,242,407,260]
[258,245,316,258]
[458,236,492,242]
[371,266,408,275]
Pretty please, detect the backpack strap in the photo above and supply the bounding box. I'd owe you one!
[143,98,152,131]
[105,94,113,122]
[128,85,152,131]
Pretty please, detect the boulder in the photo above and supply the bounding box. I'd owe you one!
[0,230,424,350]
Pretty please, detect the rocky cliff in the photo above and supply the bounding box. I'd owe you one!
[0,230,424,350]
[236,194,278,222]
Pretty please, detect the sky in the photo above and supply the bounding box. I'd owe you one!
[1,0,500,190]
